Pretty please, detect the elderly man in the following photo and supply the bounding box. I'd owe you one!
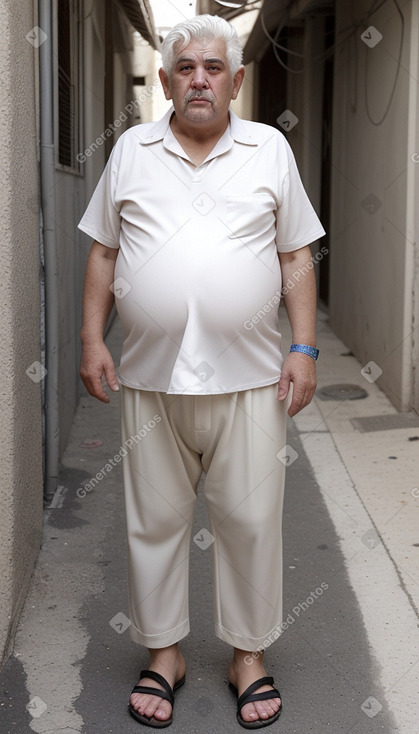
[79,14,325,730]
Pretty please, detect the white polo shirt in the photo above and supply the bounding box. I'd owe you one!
[78,107,325,394]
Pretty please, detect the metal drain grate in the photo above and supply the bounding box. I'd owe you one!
[317,384,369,401]
[351,414,419,433]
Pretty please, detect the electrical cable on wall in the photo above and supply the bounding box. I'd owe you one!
[260,10,304,74]
[217,0,262,22]
[259,0,403,92]
[260,12,304,58]
[364,0,404,126]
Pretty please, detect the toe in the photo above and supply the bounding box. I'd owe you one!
[240,696,282,723]
[130,692,172,721]
[129,693,144,711]
[254,699,278,719]
[153,701,172,721]
[240,702,260,723]
[142,697,171,720]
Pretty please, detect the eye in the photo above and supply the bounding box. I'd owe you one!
[179,64,193,72]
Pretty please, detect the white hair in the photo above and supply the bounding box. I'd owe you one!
[161,14,243,75]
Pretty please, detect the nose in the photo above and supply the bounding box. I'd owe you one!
[191,66,209,89]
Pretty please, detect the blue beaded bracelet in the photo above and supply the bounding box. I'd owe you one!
[290,344,319,360]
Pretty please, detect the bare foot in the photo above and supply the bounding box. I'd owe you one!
[129,643,186,723]
[229,649,282,724]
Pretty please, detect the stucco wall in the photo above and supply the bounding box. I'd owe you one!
[55,172,87,458]
[57,1,137,457]
[0,1,43,665]
[54,3,105,459]
[329,0,416,410]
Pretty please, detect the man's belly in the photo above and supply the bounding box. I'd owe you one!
[112,231,284,392]
[114,239,282,343]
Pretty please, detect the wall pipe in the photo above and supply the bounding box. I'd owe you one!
[39,0,60,498]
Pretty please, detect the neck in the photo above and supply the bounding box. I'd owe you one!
[170,112,229,145]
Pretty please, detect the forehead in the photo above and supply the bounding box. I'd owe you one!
[173,36,228,63]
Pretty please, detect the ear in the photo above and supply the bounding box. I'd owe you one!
[231,66,245,101]
[158,67,172,101]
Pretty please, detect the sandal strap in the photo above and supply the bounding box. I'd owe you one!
[239,688,282,707]
[132,669,175,705]
[130,685,172,704]
[237,676,280,711]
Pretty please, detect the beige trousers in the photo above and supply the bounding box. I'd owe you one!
[120,383,287,651]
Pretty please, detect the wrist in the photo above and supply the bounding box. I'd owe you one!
[81,329,105,346]
[289,343,319,361]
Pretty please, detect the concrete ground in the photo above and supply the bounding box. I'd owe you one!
[1,310,418,733]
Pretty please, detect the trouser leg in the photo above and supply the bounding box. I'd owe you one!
[120,387,202,647]
[200,384,287,651]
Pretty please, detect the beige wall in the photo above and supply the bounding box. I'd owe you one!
[56,1,109,458]
[61,0,138,457]
[132,35,160,123]
[0,0,43,665]
[247,1,418,413]
[230,9,259,122]
[329,0,418,411]
[0,0,148,669]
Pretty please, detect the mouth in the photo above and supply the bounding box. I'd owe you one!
[188,97,211,104]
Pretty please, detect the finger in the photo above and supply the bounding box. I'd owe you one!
[103,362,120,392]
[277,372,290,401]
[288,383,316,416]
[288,395,303,417]
[83,373,110,403]
[91,381,111,403]
[95,390,111,404]
[288,385,308,416]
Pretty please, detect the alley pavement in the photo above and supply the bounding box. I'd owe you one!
[1,311,418,733]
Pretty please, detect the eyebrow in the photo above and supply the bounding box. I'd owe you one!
[175,56,225,67]
[204,57,225,66]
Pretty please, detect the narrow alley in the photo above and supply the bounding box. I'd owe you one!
[1,311,417,733]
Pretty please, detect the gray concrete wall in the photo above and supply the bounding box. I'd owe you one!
[0,0,141,670]
[0,1,43,666]
[54,2,104,460]
[56,0,138,458]
[329,0,418,411]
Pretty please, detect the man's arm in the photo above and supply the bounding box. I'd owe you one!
[80,240,120,403]
[277,245,317,417]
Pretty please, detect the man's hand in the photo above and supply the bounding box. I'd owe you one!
[80,340,119,403]
[277,245,318,416]
[277,352,317,417]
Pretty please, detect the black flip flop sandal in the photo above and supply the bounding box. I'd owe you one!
[229,676,282,729]
[128,669,185,728]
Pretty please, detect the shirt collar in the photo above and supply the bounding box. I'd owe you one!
[134,106,258,147]
[228,109,258,145]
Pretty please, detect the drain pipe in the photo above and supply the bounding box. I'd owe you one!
[39,0,60,498]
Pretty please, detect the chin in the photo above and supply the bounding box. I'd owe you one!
[185,109,215,123]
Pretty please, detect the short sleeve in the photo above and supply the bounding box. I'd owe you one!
[78,138,123,248]
[276,138,326,252]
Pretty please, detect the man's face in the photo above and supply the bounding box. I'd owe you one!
[159,37,244,127]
